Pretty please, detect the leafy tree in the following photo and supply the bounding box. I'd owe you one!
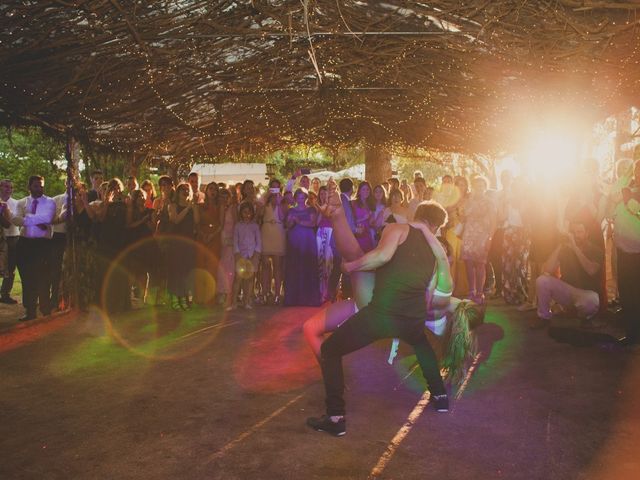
[0,127,67,198]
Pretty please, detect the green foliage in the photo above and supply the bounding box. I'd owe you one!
[0,127,67,198]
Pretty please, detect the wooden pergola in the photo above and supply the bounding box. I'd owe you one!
[1,1,640,182]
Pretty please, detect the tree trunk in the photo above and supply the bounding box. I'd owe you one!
[364,146,392,186]
[65,131,80,309]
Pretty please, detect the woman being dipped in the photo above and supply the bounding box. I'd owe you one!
[304,194,479,384]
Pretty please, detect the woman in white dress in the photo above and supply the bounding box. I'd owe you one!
[259,181,286,304]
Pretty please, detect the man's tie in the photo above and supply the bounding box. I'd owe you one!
[31,198,38,214]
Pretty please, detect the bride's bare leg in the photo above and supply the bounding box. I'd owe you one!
[303,299,357,358]
[323,192,363,262]
[322,193,374,308]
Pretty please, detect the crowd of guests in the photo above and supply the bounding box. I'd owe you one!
[0,160,638,346]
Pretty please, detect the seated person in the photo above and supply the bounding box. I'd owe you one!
[533,219,603,328]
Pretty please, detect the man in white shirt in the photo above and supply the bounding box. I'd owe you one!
[11,175,56,321]
[188,172,205,204]
[0,179,20,304]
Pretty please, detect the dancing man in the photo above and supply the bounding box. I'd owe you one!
[307,201,454,437]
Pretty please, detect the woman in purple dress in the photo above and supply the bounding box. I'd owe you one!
[284,189,321,306]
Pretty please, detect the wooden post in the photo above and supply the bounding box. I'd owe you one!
[364,146,392,186]
[65,130,80,309]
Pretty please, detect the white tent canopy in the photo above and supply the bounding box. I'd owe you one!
[309,164,365,182]
[191,163,268,186]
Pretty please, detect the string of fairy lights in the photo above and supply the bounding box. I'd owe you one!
[1,1,640,164]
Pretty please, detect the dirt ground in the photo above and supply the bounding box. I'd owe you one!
[1,301,639,480]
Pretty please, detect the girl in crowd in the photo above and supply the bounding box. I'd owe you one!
[196,182,222,305]
[460,176,497,304]
[217,187,236,307]
[351,181,375,253]
[259,179,286,305]
[167,182,199,310]
[303,194,478,384]
[284,188,321,306]
[229,202,261,310]
[141,180,156,210]
[316,186,336,303]
[371,184,388,241]
[383,188,409,225]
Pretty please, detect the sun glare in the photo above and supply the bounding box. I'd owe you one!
[521,128,582,181]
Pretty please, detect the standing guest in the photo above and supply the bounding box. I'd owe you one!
[167,183,199,310]
[49,189,69,311]
[126,189,156,303]
[400,179,413,205]
[308,190,318,210]
[410,170,424,198]
[446,176,470,298]
[488,170,513,299]
[233,182,243,204]
[532,220,603,329]
[310,177,321,196]
[434,174,458,209]
[603,159,640,346]
[283,190,294,208]
[351,181,375,253]
[502,177,530,305]
[188,172,205,204]
[407,177,428,221]
[87,170,104,202]
[96,178,130,314]
[284,189,321,306]
[260,180,286,305]
[70,182,95,310]
[152,175,175,305]
[0,179,19,304]
[460,175,497,304]
[371,184,388,242]
[239,179,258,207]
[126,176,139,200]
[228,202,261,310]
[217,188,237,307]
[141,180,156,210]
[316,186,338,303]
[0,201,12,285]
[285,169,312,193]
[387,177,400,193]
[424,185,434,201]
[153,175,174,233]
[11,175,56,321]
[383,189,409,225]
[195,182,222,305]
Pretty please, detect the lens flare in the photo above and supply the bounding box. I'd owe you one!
[235,257,255,279]
[99,234,229,360]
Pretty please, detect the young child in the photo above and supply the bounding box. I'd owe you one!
[228,202,261,310]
